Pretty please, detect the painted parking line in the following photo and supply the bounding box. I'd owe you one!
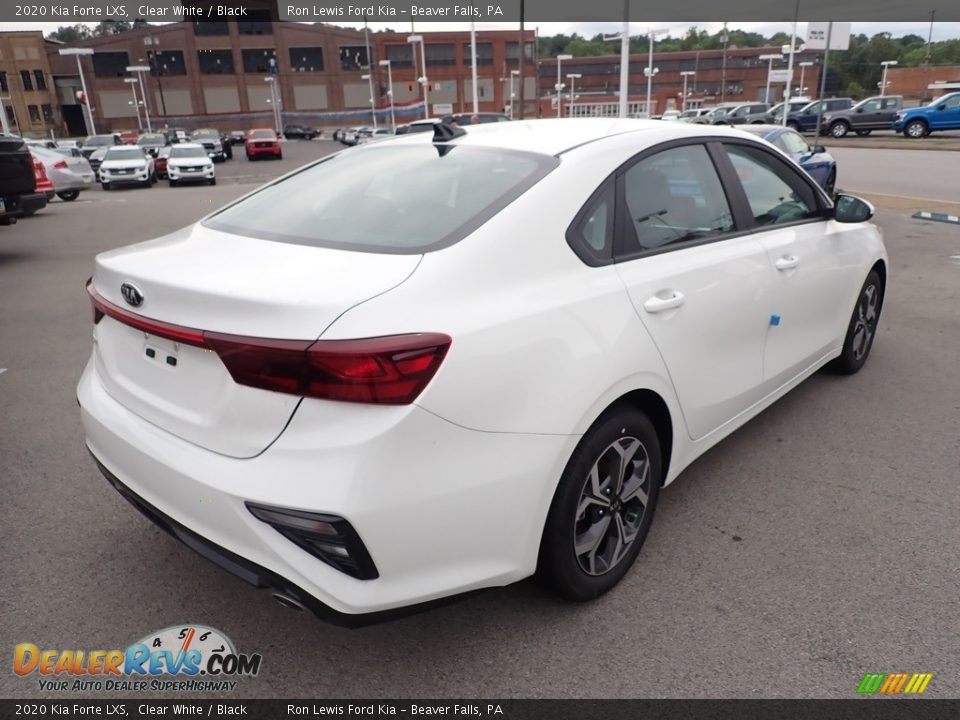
[912,211,960,225]
[0,368,7,375]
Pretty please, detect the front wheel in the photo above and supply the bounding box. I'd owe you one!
[537,407,661,601]
[905,120,928,139]
[832,270,884,375]
[57,190,79,201]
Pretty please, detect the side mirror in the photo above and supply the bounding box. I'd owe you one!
[812,145,826,155]
[833,194,874,223]
[937,104,946,111]
[855,108,863,113]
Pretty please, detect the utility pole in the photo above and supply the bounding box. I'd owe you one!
[720,22,728,103]
[517,0,525,119]
[619,0,629,118]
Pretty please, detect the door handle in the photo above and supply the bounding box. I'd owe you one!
[643,290,685,314]
[775,255,800,271]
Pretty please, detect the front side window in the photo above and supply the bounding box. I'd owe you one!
[942,95,960,109]
[622,144,734,253]
[859,99,881,113]
[205,146,556,253]
[724,144,818,226]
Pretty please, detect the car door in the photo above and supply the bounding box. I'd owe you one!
[717,141,863,388]
[855,98,882,128]
[875,98,901,128]
[929,94,960,130]
[613,141,775,440]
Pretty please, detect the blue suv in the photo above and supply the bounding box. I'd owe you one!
[894,92,960,138]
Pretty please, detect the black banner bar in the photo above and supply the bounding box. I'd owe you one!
[3,700,960,720]
[5,0,960,23]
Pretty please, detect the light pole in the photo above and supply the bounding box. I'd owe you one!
[361,73,378,129]
[378,59,395,133]
[60,48,95,135]
[509,69,519,119]
[566,73,581,117]
[880,60,898,95]
[759,53,782,105]
[720,22,729,103]
[555,53,572,118]
[646,29,668,118]
[264,77,281,135]
[798,61,813,97]
[644,67,659,116]
[407,35,429,119]
[680,70,696,111]
[126,65,151,132]
[124,78,142,131]
[470,21,479,113]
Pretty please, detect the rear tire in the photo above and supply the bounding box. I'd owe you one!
[57,190,79,201]
[830,121,850,138]
[832,270,883,375]
[854,129,872,137]
[824,169,837,197]
[537,406,661,601]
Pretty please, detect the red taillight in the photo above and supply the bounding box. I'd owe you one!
[53,160,68,169]
[86,279,450,405]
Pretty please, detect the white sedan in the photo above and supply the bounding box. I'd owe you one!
[166,143,216,187]
[78,119,887,624]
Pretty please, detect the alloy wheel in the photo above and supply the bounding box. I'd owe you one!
[574,436,653,576]
[851,283,879,361]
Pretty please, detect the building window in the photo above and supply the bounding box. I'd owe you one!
[92,51,130,78]
[462,42,493,65]
[197,49,235,74]
[288,47,324,73]
[506,42,535,65]
[33,69,47,90]
[339,46,369,71]
[149,50,186,76]
[28,105,41,124]
[5,106,16,129]
[20,70,33,91]
[385,44,413,68]
[0,72,7,93]
[41,104,54,123]
[193,21,229,35]
[242,48,277,74]
[424,43,455,66]
[238,10,273,35]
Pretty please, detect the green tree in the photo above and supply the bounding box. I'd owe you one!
[93,21,133,36]
[45,24,92,42]
[846,81,867,99]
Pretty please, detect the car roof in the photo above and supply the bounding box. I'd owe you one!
[170,143,205,149]
[359,118,776,157]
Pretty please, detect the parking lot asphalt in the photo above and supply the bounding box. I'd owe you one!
[2,139,959,699]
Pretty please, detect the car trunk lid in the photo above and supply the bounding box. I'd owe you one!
[90,223,422,458]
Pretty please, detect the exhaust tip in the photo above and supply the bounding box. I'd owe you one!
[271,592,306,612]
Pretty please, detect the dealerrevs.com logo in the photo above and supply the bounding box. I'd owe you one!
[13,625,262,693]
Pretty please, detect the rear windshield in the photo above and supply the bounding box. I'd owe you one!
[205,144,557,253]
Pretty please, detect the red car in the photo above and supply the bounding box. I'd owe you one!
[245,129,282,160]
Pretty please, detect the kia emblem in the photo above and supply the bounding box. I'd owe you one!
[120,282,144,308]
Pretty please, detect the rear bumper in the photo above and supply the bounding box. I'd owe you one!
[77,356,573,620]
[246,145,281,156]
[19,191,48,215]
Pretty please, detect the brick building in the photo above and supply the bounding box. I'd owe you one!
[0,31,63,137]
[886,66,960,102]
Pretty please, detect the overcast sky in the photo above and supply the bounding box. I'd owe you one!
[2,20,958,42]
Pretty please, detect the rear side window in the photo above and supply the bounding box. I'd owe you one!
[567,181,614,264]
[622,144,734,252]
[205,145,557,253]
[724,144,818,226]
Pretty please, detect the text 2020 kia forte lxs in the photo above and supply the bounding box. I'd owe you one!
[78,120,887,624]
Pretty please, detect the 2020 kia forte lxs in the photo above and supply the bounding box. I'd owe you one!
[78,119,887,625]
